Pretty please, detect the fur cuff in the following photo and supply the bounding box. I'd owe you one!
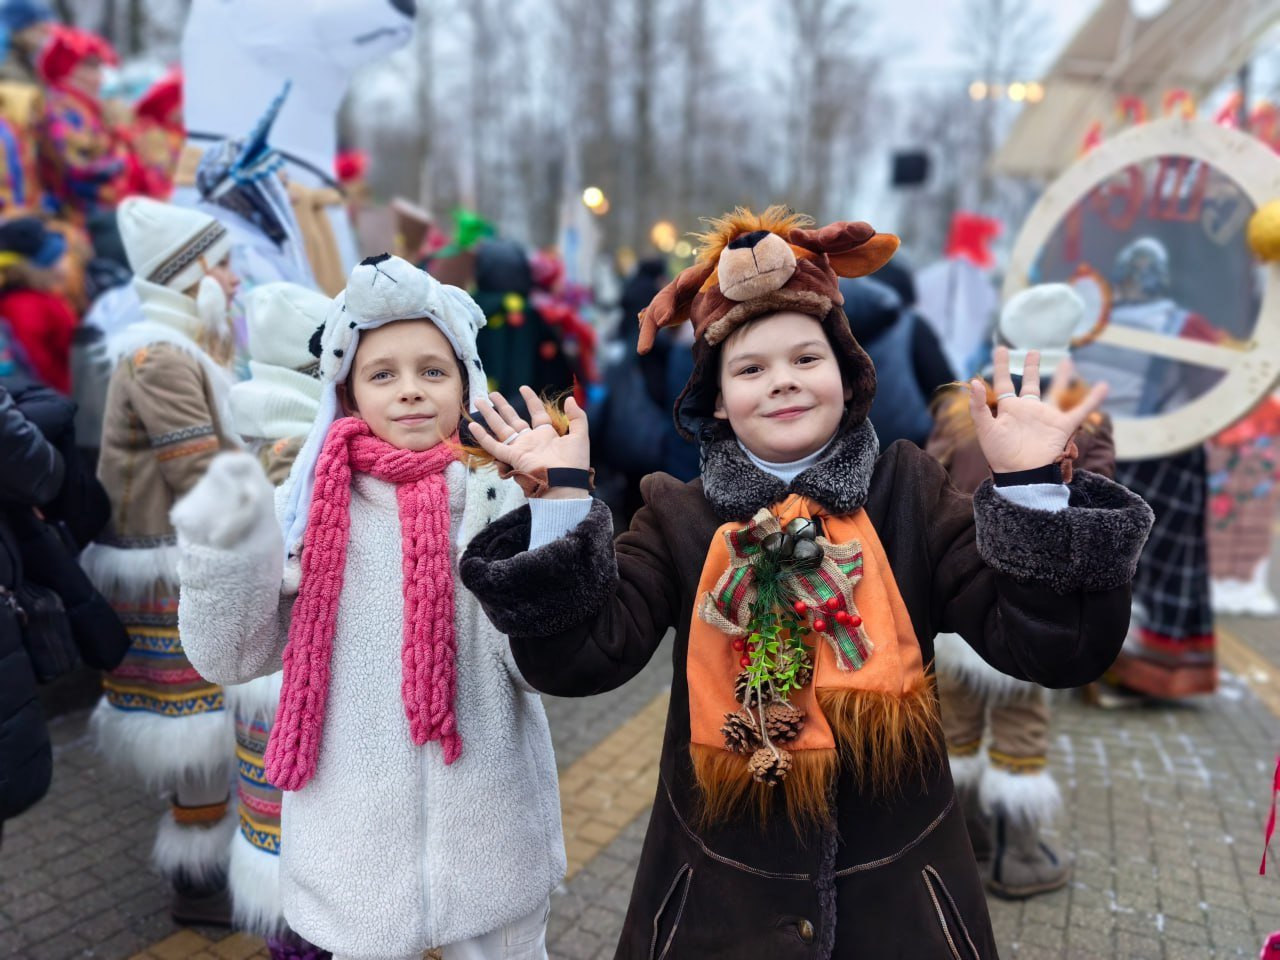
[460,498,618,637]
[979,764,1062,827]
[152,804,236,884]
[972,469,1153,594]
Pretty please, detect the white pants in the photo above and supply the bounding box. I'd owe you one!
[333,898,550,960]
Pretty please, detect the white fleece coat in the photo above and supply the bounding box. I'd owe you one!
[177,460,565,957]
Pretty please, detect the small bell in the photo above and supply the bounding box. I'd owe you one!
[788,539,824,570]
[785,516,822,542]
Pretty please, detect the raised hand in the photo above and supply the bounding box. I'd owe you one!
[472,386,591,497]
[967,346,1108,475]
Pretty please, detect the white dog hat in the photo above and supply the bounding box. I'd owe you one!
[996,283,1086,378]
[276,254,488,558]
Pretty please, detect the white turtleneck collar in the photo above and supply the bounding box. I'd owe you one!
[737,436,836,485]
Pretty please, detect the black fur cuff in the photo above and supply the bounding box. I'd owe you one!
[972,470,1154,594]
[460,498,619,636]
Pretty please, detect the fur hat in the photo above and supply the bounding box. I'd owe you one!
[639,206,899,441]
[244,281,330,374]
[276,253,488,557]
[997,283,1085,377]
[117,196,232,292]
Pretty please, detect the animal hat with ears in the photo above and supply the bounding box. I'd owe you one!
[638,206,900,442]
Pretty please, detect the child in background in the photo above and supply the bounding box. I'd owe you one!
[174,254,564,960]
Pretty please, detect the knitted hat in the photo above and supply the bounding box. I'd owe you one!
[277,253,488,557]
[36,25,115,88]
[117,196,232,292]
[997,283,1086,377]
[133,68,182,127]
[245,282,330,374]
[639,206,899,441]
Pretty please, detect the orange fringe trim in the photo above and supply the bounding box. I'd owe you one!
[690,742,837,832]
[817,683,941,798]
[689,682,942,831]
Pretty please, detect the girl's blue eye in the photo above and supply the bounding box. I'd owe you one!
[424,368,446,378]
[736,365,762,376]
[371,371,392,381]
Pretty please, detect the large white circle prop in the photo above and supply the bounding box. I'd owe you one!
[1005,118,1280,460]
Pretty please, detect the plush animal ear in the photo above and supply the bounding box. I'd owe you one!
[637,260,715,354]
[790,221,901,278]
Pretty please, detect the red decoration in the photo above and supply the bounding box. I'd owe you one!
[848,614,862,628]
[944,212,1001,270]
[740,655,751,668]
[792,600,807,615]
[812,618,828,633]
[823,597,841,613]
[835,610,852,626]
[335,149,369,185]
[732,639,744,651]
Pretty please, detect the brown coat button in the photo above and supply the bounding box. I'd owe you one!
[796,918,815,943]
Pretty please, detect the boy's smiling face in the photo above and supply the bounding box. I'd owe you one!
[714,311,851,463]
[343,318,464,451]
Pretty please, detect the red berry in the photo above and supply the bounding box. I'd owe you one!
[835,611,852,626]
[746,643,755,653]
[824,597,841,613]
[849,615,862,628]
[792,600,807,615]
[740,655,751,667]
[732,639,744,651]
[812,618,828,633]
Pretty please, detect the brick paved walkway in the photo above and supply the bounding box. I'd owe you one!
[3,607,1280,959]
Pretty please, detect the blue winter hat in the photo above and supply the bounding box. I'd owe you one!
[0,217,65,269]
[0,0,52,34]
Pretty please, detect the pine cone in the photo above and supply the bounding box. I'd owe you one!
[764,703,805,743]
[792,659,813,690]
[734,670,774,708]
[721,709,761,754]
[747,747,793,786]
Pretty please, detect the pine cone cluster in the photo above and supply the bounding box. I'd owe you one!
[764,703,805,742]
[720,709,761,754]
[734,670,773,708]
[748,746,792,786]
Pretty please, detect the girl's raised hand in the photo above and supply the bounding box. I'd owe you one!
[473,386,591,497]
[967,346,1108,475]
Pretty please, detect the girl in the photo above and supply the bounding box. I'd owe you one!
[459,208,1153,959]
[172,254,564,960]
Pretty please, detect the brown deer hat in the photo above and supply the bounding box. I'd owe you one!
[638,206,900,441]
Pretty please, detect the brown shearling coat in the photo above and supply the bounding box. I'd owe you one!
[462,424,1153,959]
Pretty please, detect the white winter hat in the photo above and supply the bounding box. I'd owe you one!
[276,253,489,557]
[245,282,331,373]
[997,283,1086,377]
[117,196,233,292]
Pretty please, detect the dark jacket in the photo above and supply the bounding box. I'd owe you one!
[0,384,61,821]
[842,278,954,448]
[462,423,1153,960]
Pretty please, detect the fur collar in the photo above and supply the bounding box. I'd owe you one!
[700,419,880,521]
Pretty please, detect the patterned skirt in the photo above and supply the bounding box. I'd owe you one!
[1109,448,1216,697]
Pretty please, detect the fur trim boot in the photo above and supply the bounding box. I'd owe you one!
[981,765,1069,899]
[987,812,1070,899]
[156,801,236,927]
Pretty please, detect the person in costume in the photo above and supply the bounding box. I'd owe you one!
[926,284,1115,901]
[0,0,51,85]
[34,25,131,220]
[81,196,243,926]
[1205,395,1280,617]
[127,68,184,200]
[0,216,76,393]
[1075,236,1222,699]
[172,253,564,960]
[222,281,330,957]
[459,207,1153,959]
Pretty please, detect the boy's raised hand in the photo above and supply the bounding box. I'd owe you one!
[967,346,1108,476]
[473,385,591,498]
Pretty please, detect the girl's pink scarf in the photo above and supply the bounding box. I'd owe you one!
[265,417,462,791]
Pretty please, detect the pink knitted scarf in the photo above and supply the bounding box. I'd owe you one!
[265,416,462,791]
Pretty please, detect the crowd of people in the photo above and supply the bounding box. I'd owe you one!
[0,5,1277,960]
